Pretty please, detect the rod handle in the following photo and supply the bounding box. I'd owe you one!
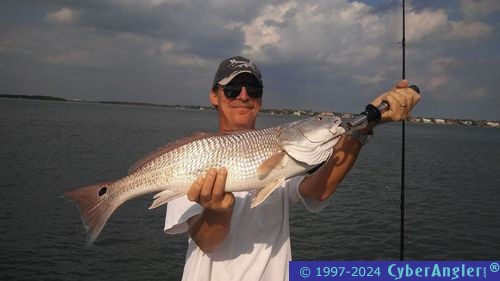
[347,85,420,128]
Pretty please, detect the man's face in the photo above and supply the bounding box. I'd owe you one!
[210,73,263,132]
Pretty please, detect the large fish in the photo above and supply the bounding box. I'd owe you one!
[65,115,345,245]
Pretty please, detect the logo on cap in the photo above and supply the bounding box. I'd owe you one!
[212,56,263,88]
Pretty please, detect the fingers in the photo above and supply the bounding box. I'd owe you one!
[212,168,228,202]
[187,168,217,203]
[386,88,421,121]
[384,93,407,120]
[394,79,422,105]
[371,80,422,122]
[187,175,204,202]
[200,168,217,202]
[395,79,409,89]
[187,168,231,210]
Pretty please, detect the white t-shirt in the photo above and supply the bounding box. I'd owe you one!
[164,175,330,281]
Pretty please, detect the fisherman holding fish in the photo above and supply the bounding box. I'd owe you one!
[164,56,421,281]
[65,56,420,280]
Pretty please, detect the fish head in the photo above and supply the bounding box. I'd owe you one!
[278,115,345,165]
[290,115,343,143]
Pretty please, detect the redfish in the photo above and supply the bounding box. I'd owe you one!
[65,115,345,245]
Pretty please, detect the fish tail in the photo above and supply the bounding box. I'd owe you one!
[65,181,121,246]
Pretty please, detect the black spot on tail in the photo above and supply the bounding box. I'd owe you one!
[98,187,107,197]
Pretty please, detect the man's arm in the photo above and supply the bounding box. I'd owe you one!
[299,80,421,201]
[186,168,235,253]
[299,134,364,200]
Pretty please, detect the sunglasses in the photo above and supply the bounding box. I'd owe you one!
[220,82,263,99]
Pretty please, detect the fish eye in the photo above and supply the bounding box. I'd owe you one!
[98,186,108,197]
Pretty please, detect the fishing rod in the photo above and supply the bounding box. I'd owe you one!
[346,0,416,262]
[400,0,407,261]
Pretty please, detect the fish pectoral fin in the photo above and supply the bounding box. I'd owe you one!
[251,179,284,208]
[257,151,286,179]
[149,190,184,209]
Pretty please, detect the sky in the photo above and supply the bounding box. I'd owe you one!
[1,0,499,121]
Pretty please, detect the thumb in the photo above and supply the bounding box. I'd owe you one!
[396,79,409,89]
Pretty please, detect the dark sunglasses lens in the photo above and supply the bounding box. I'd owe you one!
[223,85,242,98]
[246,87,263,98]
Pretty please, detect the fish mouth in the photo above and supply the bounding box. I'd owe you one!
[297,128,336,143]
[331,125,346,135]
[329,120,345,135]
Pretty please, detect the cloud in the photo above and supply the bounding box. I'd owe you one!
[234,0,391,67]
[44,7,76,24]
[446,21,494,41]
[460,0,500,18]
[403,6,496,43]
[470,88,492,99]
[429,57,461,73]
[242,2,296,54]
[406,8,448,41]
[42,50,93,66]
[354,71,388,85]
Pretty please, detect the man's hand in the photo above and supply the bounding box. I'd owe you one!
[186,168,235,253]
[370,79,421,122]
[187,167,235,212]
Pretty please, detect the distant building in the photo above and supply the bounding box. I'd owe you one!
[320,111,334,116]
[486,121,499,127]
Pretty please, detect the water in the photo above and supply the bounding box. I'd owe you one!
[1,98,499,280]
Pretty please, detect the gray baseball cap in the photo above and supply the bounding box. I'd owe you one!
[212,56,263,89]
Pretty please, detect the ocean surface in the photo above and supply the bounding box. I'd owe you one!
[1,98,499,281]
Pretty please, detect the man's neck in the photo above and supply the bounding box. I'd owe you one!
[218,122,256,133]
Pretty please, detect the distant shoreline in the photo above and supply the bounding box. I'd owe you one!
[1,94,498,127]
[0,94,68,102]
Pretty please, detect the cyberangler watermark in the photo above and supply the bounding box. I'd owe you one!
[388,263,488,280]
[290,261,500,281]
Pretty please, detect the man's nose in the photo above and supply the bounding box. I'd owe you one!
[237,86,250,100]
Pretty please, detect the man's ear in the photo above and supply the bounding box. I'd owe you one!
[209,90,219,107]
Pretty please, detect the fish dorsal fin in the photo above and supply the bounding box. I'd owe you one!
[128,132,214,174]
[257,151,287,179]
[148,190,184,209]
[251,178,284,208]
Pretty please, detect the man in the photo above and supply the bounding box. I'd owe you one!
[165,56,421,281]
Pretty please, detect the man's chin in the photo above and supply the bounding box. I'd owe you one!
[231,111,257,128]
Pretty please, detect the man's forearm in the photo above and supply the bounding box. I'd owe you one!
[299,134,363,201]
[188,207,233,253]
